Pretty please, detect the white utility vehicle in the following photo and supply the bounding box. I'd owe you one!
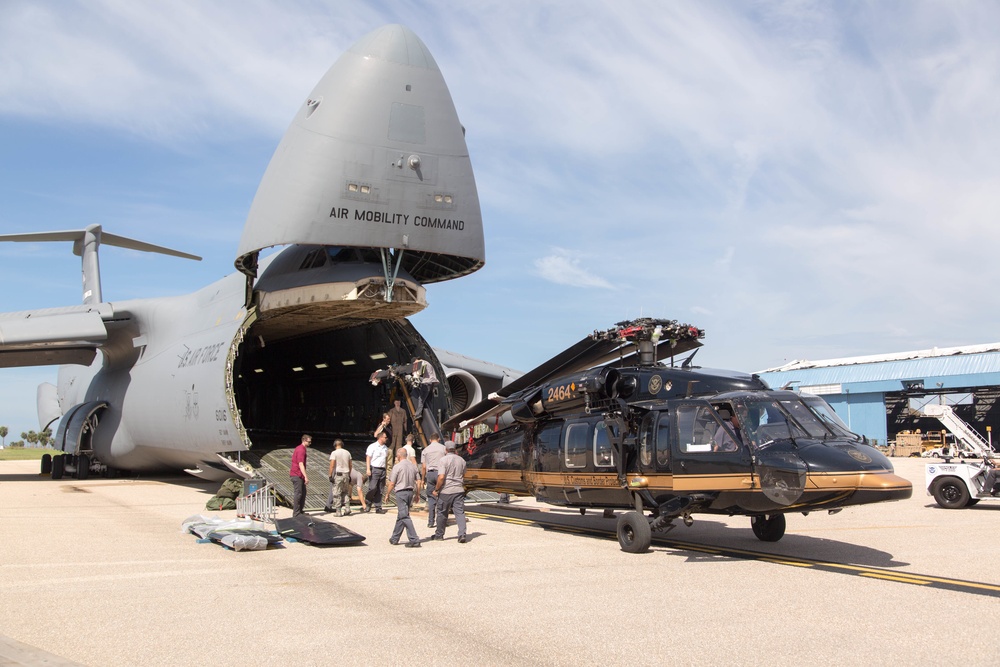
[926,457,1000,509]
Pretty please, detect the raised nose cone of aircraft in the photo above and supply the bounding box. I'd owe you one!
[237,24,484,284]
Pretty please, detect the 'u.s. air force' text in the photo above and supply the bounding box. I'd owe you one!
[330,207,465,230]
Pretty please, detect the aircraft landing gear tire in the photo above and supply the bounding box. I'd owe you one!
[51,455,65,480]
[931,476,969,509]
[75,454,90,480]
[616,511,652,553]
[751,514,786,542]
[41,454,52,475]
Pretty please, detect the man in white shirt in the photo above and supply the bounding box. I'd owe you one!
[365,431,389,514]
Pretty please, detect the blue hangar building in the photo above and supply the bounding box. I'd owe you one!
[756,343,1000,448]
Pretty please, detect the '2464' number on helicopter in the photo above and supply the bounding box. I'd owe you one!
[547,383,576,403]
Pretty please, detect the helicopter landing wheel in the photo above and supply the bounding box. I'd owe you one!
[751,514,786,542]
[616,511,651,553]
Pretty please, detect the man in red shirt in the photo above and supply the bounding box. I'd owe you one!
[290,434,312,517]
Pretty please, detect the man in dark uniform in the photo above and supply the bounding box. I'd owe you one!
[388,399,408,452]
[385,448,421,547]
[289,434,311,517]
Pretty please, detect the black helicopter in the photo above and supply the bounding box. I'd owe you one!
[445,318,912,553]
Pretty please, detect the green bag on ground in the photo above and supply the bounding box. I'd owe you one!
[205,496,237,511]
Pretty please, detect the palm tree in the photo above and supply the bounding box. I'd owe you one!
[0,426,7,448]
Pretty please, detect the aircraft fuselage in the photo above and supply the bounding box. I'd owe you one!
[463,369,912,520]
[56,249,454,478]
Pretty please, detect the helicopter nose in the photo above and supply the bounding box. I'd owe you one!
[852,471,912,503]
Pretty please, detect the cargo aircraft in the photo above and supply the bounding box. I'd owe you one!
[447,319,913,552]
[0,25,513,481]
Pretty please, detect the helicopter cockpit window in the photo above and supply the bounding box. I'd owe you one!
[655,413,671,467]
[564,422,589,469]
[594,423,614,468]
[741,399,810,446]
[710,403,744,452]
[677,405,724,453]
[801,395,859,439]
[777,397,832,438]
[639,414,654,467]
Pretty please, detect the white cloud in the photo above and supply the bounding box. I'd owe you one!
[534,248,613,289]
[4,1,1000,424]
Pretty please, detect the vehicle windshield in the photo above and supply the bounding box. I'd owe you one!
[800,394,860,440]
[738,397,816,447]
[777,397,834,438]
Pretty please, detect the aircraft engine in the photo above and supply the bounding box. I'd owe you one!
[510,367,622,423]
[443,367,482,414]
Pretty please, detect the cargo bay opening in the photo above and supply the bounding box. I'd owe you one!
[231,317,451,457]
[227,245,455,458]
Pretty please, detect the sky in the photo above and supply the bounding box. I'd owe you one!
[2,1,1000,437]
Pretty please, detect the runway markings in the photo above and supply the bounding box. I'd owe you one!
[760,557,813,568]
[466,507,1000,599]
[860,573,932,585]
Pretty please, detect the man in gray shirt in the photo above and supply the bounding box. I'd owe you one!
[421,433,447,528]
[326,439,353,516]
[385,448,421,547]
[431,441,467,543]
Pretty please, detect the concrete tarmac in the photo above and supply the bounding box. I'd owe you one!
[1,457,997,666]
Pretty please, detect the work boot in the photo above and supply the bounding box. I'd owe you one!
[405,541,421,548]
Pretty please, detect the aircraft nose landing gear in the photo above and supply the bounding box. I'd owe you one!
[750,514,786,542]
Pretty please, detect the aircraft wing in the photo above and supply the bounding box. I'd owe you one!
[0,303,121,368]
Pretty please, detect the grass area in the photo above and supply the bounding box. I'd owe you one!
[0,448,58,461]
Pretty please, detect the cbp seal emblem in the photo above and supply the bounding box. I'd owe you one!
[847,448,872,463]
[648,375,663,394]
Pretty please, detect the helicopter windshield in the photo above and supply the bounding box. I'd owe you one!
[738,397,814,447]
[800,394,860,440]
[776,397,834,438]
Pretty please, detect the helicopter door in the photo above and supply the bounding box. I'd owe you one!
[740,399,807,506]
[559,418,630,507]
[670,401,752,493]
